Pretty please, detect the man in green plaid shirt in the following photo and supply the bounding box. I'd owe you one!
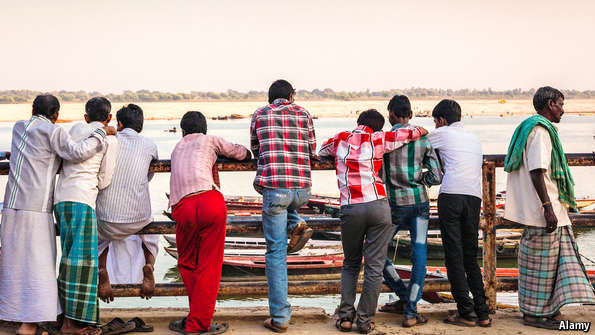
[379,95,442,327]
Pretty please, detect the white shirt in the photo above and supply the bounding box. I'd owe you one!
[3,115,106,212]
[96,128,158,223]
[427,122,482,199]
[504,126,571,228]
[54,121,118,209]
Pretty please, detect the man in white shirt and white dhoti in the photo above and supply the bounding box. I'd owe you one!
[0,95,114,335]
[504,86,595,330]
[54,97,118,335]
[95,104,159,303]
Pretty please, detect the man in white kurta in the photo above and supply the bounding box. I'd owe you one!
[0,95,112,334]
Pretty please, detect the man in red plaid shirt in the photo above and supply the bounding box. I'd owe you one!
[319,109,426,333]
[250,80,317,333]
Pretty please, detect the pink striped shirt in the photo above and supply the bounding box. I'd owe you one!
[169,133,249,207]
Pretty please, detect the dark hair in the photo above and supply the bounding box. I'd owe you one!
[116,104,144,132]
[431,99,461,125]
[357,109,385,132]
[85,97,111,122]
[181,111,207,135]
[32,94,60,118]
[268,79,294,104]
[387,95,412,118]
[533,86,564,112]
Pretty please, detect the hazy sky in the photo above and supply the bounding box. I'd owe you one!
[1,0,594,92]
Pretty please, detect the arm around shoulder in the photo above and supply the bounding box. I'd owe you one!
[50,126,104,162]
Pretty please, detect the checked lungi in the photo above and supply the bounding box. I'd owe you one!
[55,201,100,324]
[518,226,595,317]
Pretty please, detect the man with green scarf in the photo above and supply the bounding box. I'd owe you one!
[504,86,595,330]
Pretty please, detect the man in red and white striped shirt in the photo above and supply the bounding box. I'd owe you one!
[319,109,426,333]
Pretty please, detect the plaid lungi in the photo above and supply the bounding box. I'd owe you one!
[518,225,595,317]
[55,202,99,324]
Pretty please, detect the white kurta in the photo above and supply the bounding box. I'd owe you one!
[0,209,62,322]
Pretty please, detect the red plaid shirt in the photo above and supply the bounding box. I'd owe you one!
[319,125,421,206]
[250,98,316,191]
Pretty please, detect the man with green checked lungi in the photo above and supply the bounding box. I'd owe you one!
[504,86,595,330]
[54,97,118,335]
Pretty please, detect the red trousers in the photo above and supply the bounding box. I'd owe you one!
[172,190,227,332]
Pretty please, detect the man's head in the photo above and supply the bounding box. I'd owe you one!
[268,79,295,104]
[387,95,412,126]
[85,97,112,125]
[180,111,207,136]
[533,86,565,123]
[116,104,144,132]
[432,99,461,128]
[357,109,385,132]
[32,94,60,122]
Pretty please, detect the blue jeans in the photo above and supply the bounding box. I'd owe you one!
[262,187,310,326]
[382,201,429,319]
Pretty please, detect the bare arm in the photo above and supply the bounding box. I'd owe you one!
[529,169,557,233]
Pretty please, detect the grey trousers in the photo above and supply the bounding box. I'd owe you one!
[338,198,393,327]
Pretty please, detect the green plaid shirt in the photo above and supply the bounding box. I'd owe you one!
[381,123,443,206]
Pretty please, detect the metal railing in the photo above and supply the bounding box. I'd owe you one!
[1,153,594,311]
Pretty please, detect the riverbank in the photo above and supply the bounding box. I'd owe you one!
[1,99,595,122]
[2,305,594,334]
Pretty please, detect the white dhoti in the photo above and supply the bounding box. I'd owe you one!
[0,208,61,322]
[97,219,159,284]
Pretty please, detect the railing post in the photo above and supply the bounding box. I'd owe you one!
[482,161,497,312]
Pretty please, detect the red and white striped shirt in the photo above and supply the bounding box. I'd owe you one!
[319,125,421,206]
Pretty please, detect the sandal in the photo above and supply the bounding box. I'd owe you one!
[335,318,352,332]
[263,318,287,333]
[100,318,135,335]
[127,318,153,333]
[169,319,187,334]
[477,318,492,328]
[378,300,406,314]
[357,321,375,334]
[523,316,559,330]
[59,326,102,335]
[443,314,476,327]
[402,314,428,328]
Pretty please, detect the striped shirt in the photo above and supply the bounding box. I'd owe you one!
[3,115,106,212]
[319,125,422,206]
[169,133,249,208]
[96,128,159,223]
[381,123,443,206]
[250,98,316,191]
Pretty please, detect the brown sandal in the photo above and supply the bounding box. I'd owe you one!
[263,318,287,333]
[443,314,476,327]
[335,318,352,332]
[402,314,428,328]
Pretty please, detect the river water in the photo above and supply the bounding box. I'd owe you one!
[0,114,593,312]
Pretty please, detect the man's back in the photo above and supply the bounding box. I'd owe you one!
[427,121,482,198]
[96,128,157,223]
[55,121,117,208]
[382,124,442,206]
[250,98,316,190]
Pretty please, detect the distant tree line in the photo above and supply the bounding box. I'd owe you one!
[1,88,595,104]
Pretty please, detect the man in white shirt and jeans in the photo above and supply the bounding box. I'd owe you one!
[427,99,491,327]
[95,104,159,304]
[54,97,118,335]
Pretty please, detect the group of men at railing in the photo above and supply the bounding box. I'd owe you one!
[0,81,593,335]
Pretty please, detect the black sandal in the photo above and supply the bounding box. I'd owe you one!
[127,318,153,333]
[357,321,375,334]
[100,318,136,335]
[523,316,558,330]
[335,318,352,332]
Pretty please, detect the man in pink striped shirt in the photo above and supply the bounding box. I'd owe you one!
[319,109,426,333]
[168,111,250,335]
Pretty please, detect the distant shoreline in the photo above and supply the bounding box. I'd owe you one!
[1,99,594,123]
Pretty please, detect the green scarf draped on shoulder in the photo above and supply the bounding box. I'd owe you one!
[504,114,576,211]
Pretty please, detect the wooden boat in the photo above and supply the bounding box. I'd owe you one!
[392,265,447,304]
[390,229,522,260]
[426,266,595,278]
[164,236,341,250]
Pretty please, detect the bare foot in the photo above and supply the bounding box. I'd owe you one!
[98,268,114,303]
[140,264,155,300]
[17,323,47,335]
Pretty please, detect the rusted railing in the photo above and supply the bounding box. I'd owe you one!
[0,153,593,311]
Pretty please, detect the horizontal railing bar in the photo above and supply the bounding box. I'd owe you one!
[110,276,595,297]
[0,153,593,175]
